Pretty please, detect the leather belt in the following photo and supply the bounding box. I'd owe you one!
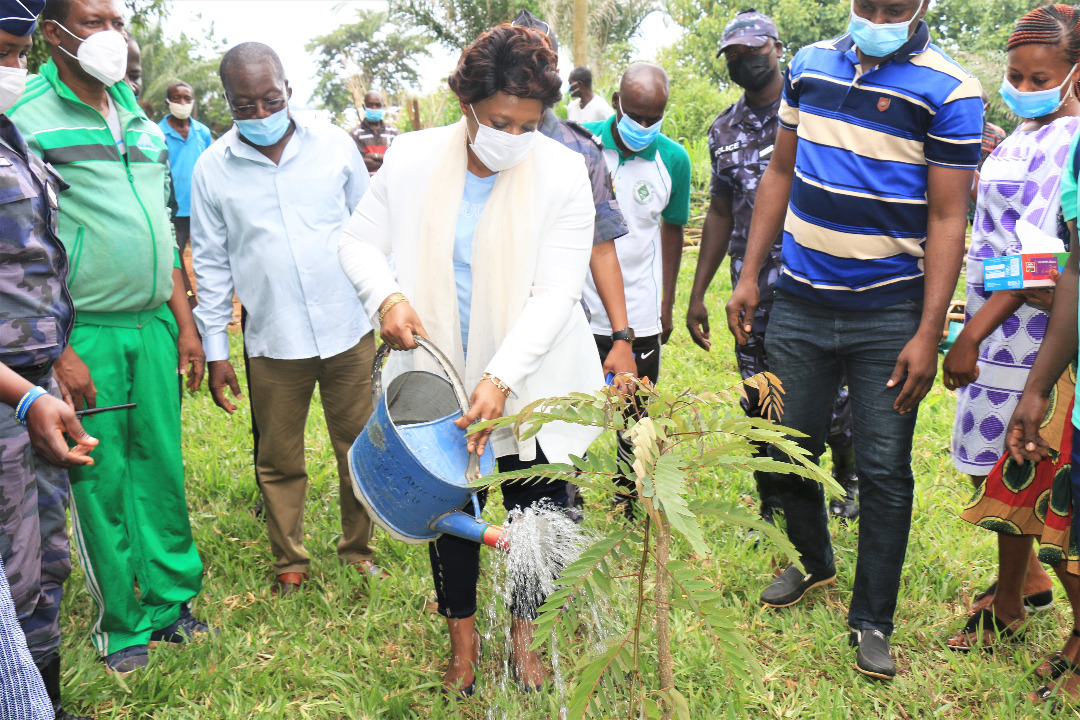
[11,362,52,386]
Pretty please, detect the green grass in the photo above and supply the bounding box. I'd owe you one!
[57,251,1069,719]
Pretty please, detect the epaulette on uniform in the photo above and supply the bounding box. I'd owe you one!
[564,120,605,150]
[717,102,738,120]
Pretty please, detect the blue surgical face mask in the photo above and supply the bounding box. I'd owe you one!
[234,106,291,146]
[999,65,1078,119]
[847,1,923,58]
[364,107,384,122]
[616,99,663,152]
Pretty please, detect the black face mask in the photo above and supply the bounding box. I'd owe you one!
[728,53,776,92]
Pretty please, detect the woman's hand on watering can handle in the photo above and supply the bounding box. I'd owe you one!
[379,297,429,350]
[455,381,507,457]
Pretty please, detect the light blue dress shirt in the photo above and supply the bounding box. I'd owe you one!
[454,170,497,349]
[190,115,372,362]
[158,116,213,218]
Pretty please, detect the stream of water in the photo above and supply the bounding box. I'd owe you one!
[481,502,618,718]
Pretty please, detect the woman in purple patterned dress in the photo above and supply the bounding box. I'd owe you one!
[943,3,1080,643]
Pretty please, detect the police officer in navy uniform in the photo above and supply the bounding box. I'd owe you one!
[685,10,859,526]
[0,0,98,717]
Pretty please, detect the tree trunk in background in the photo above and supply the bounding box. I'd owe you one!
[573,0,588,67]
[410,98,422,131]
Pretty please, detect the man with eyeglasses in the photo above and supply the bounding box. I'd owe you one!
[8,0,210,677]
[686,11,860,532]
[190,42,380,597]
[581,62,691,513]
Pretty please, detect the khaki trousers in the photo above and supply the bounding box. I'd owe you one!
[247,333,376,575]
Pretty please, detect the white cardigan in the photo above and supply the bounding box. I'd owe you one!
[338,123,604,463]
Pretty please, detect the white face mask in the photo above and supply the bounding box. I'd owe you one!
[52,22,128,86]
[466,104,536,173]
[0,66,27,115]
[167,101,193,120]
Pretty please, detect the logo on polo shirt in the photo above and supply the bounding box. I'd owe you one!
[633,179,656,205]
[877,97,891,112]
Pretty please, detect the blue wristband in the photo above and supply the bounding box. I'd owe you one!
[15,386,47,424]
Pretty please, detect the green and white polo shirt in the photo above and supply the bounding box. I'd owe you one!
[582,118,691,336]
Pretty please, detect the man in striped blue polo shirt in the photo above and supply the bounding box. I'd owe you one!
[726,0,982,679]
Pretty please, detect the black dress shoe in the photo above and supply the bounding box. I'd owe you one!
[760,562,836,607]
[849,628,896,679]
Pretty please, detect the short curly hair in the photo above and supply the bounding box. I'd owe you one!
[448,24,562,109]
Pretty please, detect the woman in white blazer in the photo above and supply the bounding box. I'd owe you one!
[338,25,604,696]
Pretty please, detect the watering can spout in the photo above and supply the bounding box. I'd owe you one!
[432,511,506,550]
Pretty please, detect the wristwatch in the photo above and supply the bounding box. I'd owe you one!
[612,327,635,344]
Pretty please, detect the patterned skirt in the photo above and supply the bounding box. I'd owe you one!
[961,367,1078,573]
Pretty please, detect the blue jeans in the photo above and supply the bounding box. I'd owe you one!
[764,290,922,635]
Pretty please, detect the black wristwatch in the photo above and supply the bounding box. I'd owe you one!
[612,327,635,344]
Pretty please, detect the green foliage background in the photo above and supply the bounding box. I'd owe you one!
[307,10,431,125]
[131,22,231,134]
[661,0,1047,132]
[389,0,545,52]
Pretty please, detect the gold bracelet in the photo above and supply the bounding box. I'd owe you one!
[482,372,511,398]
[378,293,408,323]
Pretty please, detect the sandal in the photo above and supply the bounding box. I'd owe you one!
[1037,629,1080,680]
[973,580,1054,613]
[947,607,1025,652]
[1030,669,1080,713]
[1031,684,1063,713]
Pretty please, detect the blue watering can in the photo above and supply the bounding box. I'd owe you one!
[349,337,506,549]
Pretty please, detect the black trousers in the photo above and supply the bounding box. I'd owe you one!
[593,333,662,493]
[428,447,568,619]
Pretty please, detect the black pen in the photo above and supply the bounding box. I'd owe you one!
[75,403,136,418]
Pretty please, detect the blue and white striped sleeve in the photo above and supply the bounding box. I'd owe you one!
[778,52,804,131]
[925,75,984,170]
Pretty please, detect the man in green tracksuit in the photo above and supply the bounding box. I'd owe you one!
[9,0,210,674]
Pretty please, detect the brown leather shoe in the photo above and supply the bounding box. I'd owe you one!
[272,572,308,596]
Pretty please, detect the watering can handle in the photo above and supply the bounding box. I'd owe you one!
[371,336,483,481]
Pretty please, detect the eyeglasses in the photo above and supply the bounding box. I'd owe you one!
[228,97,286,119]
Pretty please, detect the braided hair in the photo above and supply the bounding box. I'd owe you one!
[1008,4,1080,94]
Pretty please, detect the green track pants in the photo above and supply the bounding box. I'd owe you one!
[67,305,203,657]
